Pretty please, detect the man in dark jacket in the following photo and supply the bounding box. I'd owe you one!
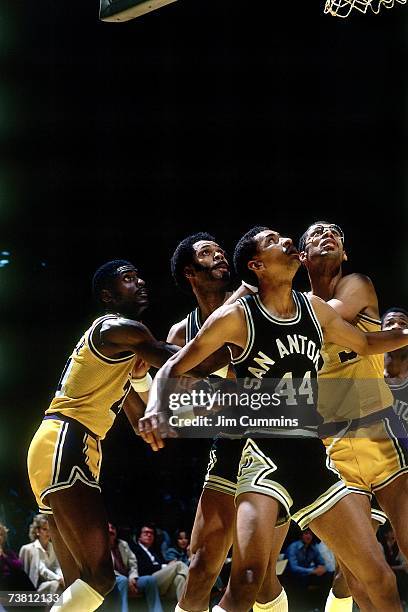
[132,525,188,601]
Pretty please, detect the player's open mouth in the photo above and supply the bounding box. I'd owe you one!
[321,238,337,248]
[213,263,229,271]
[285,246,299,257]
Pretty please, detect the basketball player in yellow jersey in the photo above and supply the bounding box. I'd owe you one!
[27,259,191,612]
[299,222,408,611]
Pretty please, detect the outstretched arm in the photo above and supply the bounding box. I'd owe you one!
[98,318,180,367]
[98,317,229,376]
[139,303,246,449]
[312,296,408,355]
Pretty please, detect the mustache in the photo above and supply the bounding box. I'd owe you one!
[212,261,230,270]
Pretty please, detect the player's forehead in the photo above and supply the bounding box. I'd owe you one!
[383,311,408,326]
[193,240,223,253]
[255,229,280,243]
[306,222,340,235]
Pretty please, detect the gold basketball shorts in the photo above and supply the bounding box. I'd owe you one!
[27,414,102,514]
[323,407,408,496]
[235,437,350,529]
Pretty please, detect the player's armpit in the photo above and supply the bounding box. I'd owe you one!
[166,319,187,346]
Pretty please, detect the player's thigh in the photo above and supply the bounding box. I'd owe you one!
[375,473,408,551]
[310,493,390,580]
[47,481,112,574]
[47,514,80,587]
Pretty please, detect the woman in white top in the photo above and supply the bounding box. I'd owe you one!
[19,514,64,595]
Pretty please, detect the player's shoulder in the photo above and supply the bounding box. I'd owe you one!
[99,316,151,341]
[336,272,375,292]
[205,301,246,325]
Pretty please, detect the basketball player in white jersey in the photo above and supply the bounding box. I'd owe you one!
[142,227,408,612]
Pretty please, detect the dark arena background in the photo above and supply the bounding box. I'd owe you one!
[0,0,407,586]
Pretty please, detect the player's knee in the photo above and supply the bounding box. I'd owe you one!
[363,562,397,596]
[188,547,220,583]
[232,564,265,600]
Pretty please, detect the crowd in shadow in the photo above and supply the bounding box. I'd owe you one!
[2,504,408,612]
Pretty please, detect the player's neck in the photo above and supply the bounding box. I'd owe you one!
[194,287,230,323]
[258,280,295,318]
[384,350,408,380]
[308,263,342,301]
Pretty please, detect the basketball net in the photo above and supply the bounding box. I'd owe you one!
[325,0,406,17]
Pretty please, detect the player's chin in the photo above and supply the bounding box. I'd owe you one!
[212,269,230,281]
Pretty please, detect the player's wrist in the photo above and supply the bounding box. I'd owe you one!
[130,372,153,392]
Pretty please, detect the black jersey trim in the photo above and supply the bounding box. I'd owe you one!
[253,291,301,325]
[357,313,381,326]
[301,292,324,346]
[195,307,202,330]
[87,316,135,364]
[186,308,202,343]
[232,298,255,364]
[186,312,194,343]
[52,422,69,486]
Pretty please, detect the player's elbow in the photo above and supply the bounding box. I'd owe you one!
[161,354,182,377]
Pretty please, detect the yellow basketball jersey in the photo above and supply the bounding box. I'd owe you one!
[318,313,393,422]
[45,315,136,438]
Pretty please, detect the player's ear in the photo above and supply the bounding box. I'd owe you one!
[299,250,307,264]
[100,288,113,304]
[342,249,348,263]
[248,258,263,273]
[184,265,194,279]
